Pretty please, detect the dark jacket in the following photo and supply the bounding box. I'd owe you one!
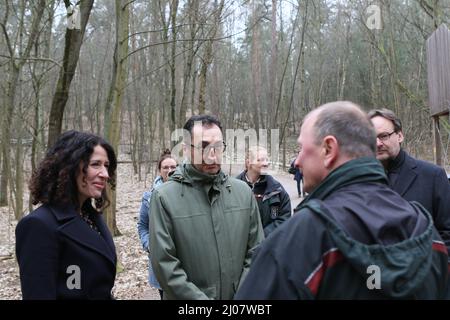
[236,171,291,236]
[16,203,117,300]
[387,149,450,259]
[289,160,303,182]
[235,157,449,299]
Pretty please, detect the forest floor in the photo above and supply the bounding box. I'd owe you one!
[0,162,301,300]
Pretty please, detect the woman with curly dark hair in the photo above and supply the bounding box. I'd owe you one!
[15,130,118,299]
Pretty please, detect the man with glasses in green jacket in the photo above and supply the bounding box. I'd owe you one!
[150,115,264,300]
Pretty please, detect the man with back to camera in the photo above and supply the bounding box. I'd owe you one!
[369,108,450,260]
[149,114,264,300]
[235,101,448,299]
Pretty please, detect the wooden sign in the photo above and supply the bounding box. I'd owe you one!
[427,24,450,116]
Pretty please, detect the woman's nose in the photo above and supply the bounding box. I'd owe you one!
[99,166,109,178]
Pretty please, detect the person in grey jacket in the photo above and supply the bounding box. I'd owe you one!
[149,115,264,300]
[237,145,291,236]
[137,149,177,299]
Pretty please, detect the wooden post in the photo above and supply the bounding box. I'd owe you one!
[433,116,442,166]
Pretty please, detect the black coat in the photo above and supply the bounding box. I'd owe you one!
[15,203,117,299]
[389,150,450,258]
[236,172,291,236]
[235,158,449,300]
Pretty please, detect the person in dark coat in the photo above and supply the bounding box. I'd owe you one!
[289,159,304,197]
[237,146,291,236]
[15,130,118,300]
[235,101,448,300]
[369,108,450,260]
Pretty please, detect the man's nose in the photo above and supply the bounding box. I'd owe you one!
[204,148,218,163]
[294,155,301,168]
[376,138,384,148]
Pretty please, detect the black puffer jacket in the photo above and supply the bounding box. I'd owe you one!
[237,172,291,236]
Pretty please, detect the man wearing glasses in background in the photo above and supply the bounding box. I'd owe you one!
[149,114,264,299]
[369,109,450,260]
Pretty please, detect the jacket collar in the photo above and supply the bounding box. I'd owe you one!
[391,150,418,196]
[153,175,164,187]
[171,163,228,186]
[298,157,387,206]
[171,164,230,203]
[48,203,117,267]
[237,171,282,197]
[386,148,406,173]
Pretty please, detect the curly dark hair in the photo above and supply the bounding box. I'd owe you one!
[29,130,117,211]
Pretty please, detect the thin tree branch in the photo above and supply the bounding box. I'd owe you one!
[126,23,213,41]
[123,13,266,62]
[0,22,14,59]
[0,54,62,67]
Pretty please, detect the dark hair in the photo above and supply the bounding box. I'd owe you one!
[183,114,223,136]
[312,101,376,158]
[29,130,117,211]
[158,149,176,170]
[367,108,402,132]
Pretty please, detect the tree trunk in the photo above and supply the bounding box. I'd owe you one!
[14,131,24,220]
[280,0,309,145]
[103,0,130,236]
[268,0,278,127]
[273,6,300,129]
[169,0,179,140]
[0,65,18,207]
[179,0,200,127]
[158,0,170,148]
[251,0,262,133]
[197,0,225,114]
[0,0,46,207]
[47,0,94,148]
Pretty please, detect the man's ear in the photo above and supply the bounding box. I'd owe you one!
[397,131,404,144]
[322,136,339,169]
[182,143,190,161]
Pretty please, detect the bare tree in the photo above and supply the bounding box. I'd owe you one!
[250,0,263,133]
[169,0,179,138]
[0,0,46,207]
[103,0,130,235]
[268,0,278,128]
[179,0,201,128]
[198,0,225,114]
[47,0,95,148]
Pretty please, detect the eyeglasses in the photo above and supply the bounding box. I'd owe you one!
[190,141,227,153]
[377,130,396,142]
[161,165,177,170]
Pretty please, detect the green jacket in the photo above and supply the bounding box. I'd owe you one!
[149,164,264,300]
